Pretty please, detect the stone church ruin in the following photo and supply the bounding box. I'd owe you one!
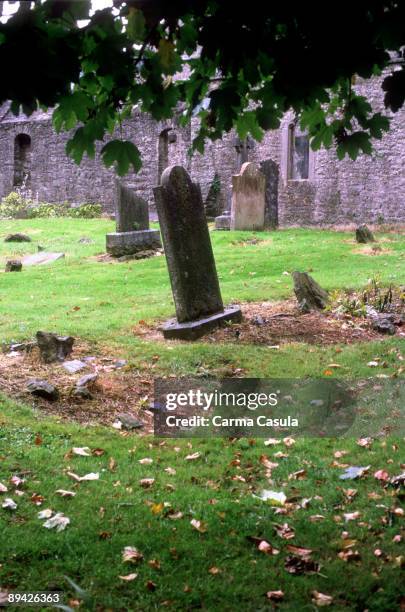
[0,60,404,226]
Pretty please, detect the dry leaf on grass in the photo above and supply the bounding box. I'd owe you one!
[56,489,76,498]
[119,573,138,581]
[67,472,99,482]
[139,478,155,488]
[190,519,207,533]
[122,547,144,563]
[266,590,284,601]
[72,447,91,456]
[312,591,333,607]
[139,458,153,465]
[2,498,17,510]
[0,483,8,493]
[185,452,201,461]
[43,512,70,532]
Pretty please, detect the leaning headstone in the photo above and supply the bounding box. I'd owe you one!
[106,180,161,257]
[215,213,231,230]
[22,252,64,266]
[231,162,265,231]
[260,159,279,228]
[36,331,74,363]
[153,165,241,339]
[292,271,329,313]
[5,260,22,272]
[4,233,31,242]
[356,224,375,243]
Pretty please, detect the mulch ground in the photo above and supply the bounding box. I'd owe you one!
[1,299,403,427]
[133,299,385,346]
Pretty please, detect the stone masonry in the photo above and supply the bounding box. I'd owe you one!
[0,65,404,226]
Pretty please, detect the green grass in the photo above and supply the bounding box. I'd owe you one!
[0,219,404,378]
[0,220,404,610]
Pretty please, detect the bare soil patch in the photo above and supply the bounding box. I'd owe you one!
[0,341,154,430]
[133,299,383,346]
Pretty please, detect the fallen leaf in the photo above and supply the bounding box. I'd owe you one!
[343,488,357,500]
[337,549,361,562]
[30,494,44,506]
[334,450,349,458]
[344,511,361,522]
[286,545,313,559]
[2,498,17,510]
[109,457,117,472]
[122,547,144,563]
[56,489,76,498]
[190,519,207,533]
[10,476,25,487]
[258,540,280,555]
[288,469,307,480]
[253,490,286,505]
[164,467,176,475]
[309,515,325,522]
[0,483,8,493]
[38,508,53,519]
[185,452,201,461]
[92,448,105,456]
[34,434,43,445]
[139,478,155,488]
[275,523,295,539]
[367,361,379,367]
[266,590,284,601]
[283,437,296,447]
[119,573,138,581]
[374,469,389,481]
[312,591,333,607]
[43,512,70,532]
[72,447,91,456]
[139,458,153,465]
[208,566,221,575]
[67,471,100,482]
[264,438,281,446]
[167,511,183,520]
[339,466,370,480]
[284,556,319,574]
[356,437,373,448]
[151,502,164,515]
[146,580,156,591]
[148,559,161,570]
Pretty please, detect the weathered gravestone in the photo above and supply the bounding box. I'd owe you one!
[153,165,242,340]
[231,162,266,231]
[106,180,161,257]
[356,224,375,243]
[22,252,64,266]
[292,271,329,313]
[260,159,279,229]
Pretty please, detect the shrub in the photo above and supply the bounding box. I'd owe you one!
[0,194,102,219]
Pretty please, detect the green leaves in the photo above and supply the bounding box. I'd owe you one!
[53,93,93,132]
[101,140,142,176]
[336,132,373,161]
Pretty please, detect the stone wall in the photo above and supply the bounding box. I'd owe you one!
[0,66,404,225]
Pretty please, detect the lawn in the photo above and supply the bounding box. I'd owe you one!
[0,219,404,611]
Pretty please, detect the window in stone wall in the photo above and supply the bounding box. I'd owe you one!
[288,123,310,180]
[13,133,32,187]
[158,128,176,184]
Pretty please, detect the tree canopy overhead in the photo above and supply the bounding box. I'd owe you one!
[0,0,404,174]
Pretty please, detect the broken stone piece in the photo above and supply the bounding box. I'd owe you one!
[117,413,144,430]
[4,233,31,242]
[62,360,87,374]
[27,379,59,401]
[292,271,329,313]
[76,373,98,388]
[73,386,94,399]
[5,260,22,272]
[36,331,74,363]
[356,224,375,243]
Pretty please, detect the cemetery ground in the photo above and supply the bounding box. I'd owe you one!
[0,218,404,610]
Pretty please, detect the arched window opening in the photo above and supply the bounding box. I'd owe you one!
[13,133,32,187]
[288,124,309,180]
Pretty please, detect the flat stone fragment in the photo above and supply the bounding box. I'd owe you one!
[215,214,231,230]
[117,413,144,430]
[73,386,94,399]
[4,233,31,242]
[62,359,87,374]
[22,252,65,266]
[161,305,242,340]
[76,373,98,387]
[106,230,161,257]
[5,260,22,272]
[36,331,74,363]
[27,378,59,401]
